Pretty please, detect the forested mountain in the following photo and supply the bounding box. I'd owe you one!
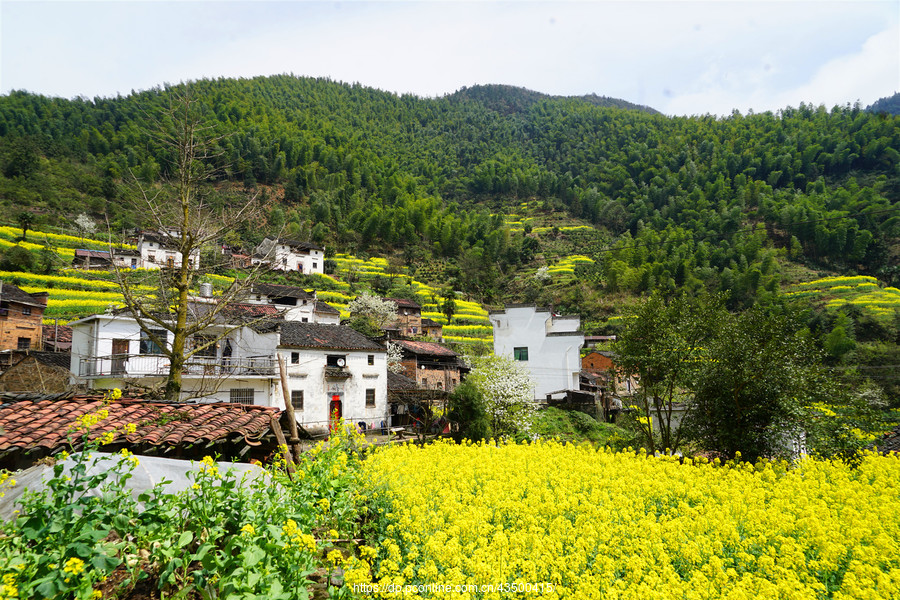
[867,92,900,116]
[0,75,898,303]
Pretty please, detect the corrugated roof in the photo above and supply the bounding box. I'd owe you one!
[279,322,384,351]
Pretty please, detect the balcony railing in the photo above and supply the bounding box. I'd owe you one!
[79,354,277,378]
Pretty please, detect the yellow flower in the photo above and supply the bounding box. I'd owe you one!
[63,557,85,575]
[240,523,256,537]
[326,550,343,566]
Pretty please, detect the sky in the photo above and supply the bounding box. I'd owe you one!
[1,0,898,117]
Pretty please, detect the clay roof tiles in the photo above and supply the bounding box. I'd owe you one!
[0,396,278,459]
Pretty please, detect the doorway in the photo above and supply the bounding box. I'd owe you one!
[329,394,342,432]
[111,339,129,374]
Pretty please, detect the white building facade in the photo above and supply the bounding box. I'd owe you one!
[252,238,325,274]
[242,283,341,325]
[69,315,387,434]
[489,305,584,399]
[137,231,201,271]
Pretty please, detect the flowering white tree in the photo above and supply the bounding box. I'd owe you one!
[386,342,404,374]
[464,355,535,437]
[348,293,398,330]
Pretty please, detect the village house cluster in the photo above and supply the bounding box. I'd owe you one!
[0,232,638,466]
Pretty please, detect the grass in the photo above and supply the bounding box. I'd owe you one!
[532,406,633,447]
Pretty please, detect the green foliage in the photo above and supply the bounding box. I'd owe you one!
[448,381,491,442]
[685,306,827,461]
[0,245,36,272]
[0,411,370,599]
[531,407,633,448]
[613,291,727,453]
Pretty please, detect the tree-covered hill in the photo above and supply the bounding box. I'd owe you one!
[867,92,900,116]
[0,74,898,304]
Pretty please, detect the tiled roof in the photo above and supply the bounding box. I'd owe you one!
[278,239,324,252]
[43,325,73,344]
[279,322,384,351]
[0,397,278,460]
[395,339,457,357]
[0,282,45,307]
[250,283,314,300]
[388,371,419,391]
[74,249,111,259]
[315,301,340,315]
[872,426,900,454]
[386,297,422,310]
[20,352,71,370]
[421,318,443,328]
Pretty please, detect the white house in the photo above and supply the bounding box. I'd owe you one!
[489,305,584,400]
[137,231,200,271]
[68,313,387,434]
[252,238,324,274]
[242,283,340,325]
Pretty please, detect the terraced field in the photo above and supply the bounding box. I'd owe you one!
[0,230,493,346]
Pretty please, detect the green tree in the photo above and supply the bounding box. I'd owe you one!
[613,292,725,453]
[448,381,491,442]
[442,295,457,325]
[16,212,34,242]
[684,306,824,461]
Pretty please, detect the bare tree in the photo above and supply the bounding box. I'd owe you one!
[112,88,269,401]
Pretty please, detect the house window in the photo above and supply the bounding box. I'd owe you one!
[312,262,318,270]
[301,318,309,323]
[368,354,374,365]
[291,390,304,411]
[0,301,7,316]
[22,306,31,316]
[411,327,417,334]
[291,352,300,365]
[147,254,156,263]
[192,335,216,357]
[229,389,255,405]
[17,337,30,350]
[514,347,529,361]
[140,329,167,354]
[327,355,347,368]
[365,389,376,408]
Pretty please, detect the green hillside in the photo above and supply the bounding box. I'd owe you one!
[0,75,898,400]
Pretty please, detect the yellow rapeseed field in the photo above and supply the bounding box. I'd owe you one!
[356,440,900,600]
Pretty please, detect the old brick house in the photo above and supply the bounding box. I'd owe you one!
[395,340,464,392]
[387,298,423,337]
[0,282,48,352]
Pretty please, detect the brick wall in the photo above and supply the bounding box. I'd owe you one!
[0,304,44,352]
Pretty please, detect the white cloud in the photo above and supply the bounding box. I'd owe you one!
[1,1,897,115]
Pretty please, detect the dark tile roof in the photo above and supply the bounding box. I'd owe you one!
[421,318,443,328]
[0,282,46,307]
[24,352,71,370]
[280,239,324,252]
[872,426,900,454]
[250,283,314,300]
[0,397,278,460]
[395,339,457,357]
[279,322,384,351]
[388,371,419,391]
[315,301,340,315]
[385,297,421,310]
[74,249,111,259]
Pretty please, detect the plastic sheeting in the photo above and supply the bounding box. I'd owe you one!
[0,453,267,521]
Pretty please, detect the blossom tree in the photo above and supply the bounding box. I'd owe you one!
[464,355,535,437]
